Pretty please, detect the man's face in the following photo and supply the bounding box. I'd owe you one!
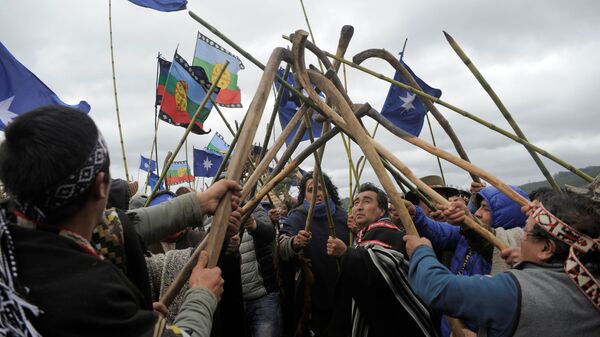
[305,179,324,204]
[519,216,549,263]
[352,191,385,228]
[474,199,492,226]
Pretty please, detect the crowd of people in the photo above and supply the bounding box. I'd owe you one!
[0,106,598,337]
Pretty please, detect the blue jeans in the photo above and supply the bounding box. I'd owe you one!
[244,292,282,337]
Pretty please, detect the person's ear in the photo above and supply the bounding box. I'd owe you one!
[91,172,109,200]
[538,239,556,262]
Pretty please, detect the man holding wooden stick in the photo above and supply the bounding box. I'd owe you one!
[0,106,242,337]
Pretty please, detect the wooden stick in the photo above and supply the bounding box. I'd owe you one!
[108,0,130,180]
[159,234,209,307]
[204,48,288,268]
[304,66,509,249]
[292,30,419,236]
[322,51,594,183]
[242,105,371,214]
[241,100,307,201]
[353,48,480,183]
[443,31,560,191]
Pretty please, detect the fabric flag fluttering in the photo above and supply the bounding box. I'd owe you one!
[148,171,165,191]
[193,148,224,178]
[0,41,90,130]
[127,0,186,12]
[159,52,217,135]
[166,160,194,185]
[139,155,158,173]
[193,32,245,108]
[155,56,171,106]
[380,58,442,137]
[274,68,323,145]
[206,131,229,155]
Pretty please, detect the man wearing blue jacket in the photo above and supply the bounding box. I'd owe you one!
[404,192,600,337]
[408,185,529,335]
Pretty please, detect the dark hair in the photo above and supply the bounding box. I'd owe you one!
[528,187,554,202]
[295,171,341,207]
[530,193,600,267]
[283,196,296,211]
[356,182,389,214]
[0,106,109,224]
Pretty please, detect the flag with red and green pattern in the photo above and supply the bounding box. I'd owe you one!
[159,52,217,135]
[166,160,194,185]
[155,56,171,106]
[193,32,244,108]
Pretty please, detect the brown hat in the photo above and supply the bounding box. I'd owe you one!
[565,174,600,204]
[405,175,461,205]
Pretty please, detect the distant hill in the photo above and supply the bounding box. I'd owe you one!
[518,166,600,193]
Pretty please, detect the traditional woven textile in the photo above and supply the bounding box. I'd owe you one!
[40,133,109,209]
[531,203,600,311]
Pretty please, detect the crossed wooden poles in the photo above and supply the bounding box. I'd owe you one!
[159,16,587,331]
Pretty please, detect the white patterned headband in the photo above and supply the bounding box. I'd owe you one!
[530,203,600,312]
[40,133,109,209]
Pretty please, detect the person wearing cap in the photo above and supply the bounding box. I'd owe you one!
[404,192,600,337]
[326,183,438,337]
[0,106,242,337]
[406,185,528,336]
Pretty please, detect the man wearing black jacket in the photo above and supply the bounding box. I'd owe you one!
[326,183,438,337]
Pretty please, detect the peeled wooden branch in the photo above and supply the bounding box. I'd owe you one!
[292,29,418,236]
[322,51,594,183]
[242,104,371,214]
[353,48,480,183]
[304,66,509,249]
[443,31,560,191]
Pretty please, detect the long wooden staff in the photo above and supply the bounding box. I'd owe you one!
[320,51,594,183]
[159,49,290,310]
[353,49,480,183]
[242,104,372,214]
[444,31,561,191]
[306,69,511,250]
[292,30,418,236]
[144,63,228,205]
[108,0,130,180]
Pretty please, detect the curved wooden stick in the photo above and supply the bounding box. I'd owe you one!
[292,29,419,236]
[353,48,480,183]
[312,70,511,249]
[242,104,371,214]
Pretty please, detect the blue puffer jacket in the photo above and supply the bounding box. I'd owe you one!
[413,185,529,276]
[413,186,528,336]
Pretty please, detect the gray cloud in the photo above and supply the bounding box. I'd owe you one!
[2,0,598,199]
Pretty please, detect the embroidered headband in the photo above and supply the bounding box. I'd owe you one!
[530,203,600,312]
[40,133,109,210]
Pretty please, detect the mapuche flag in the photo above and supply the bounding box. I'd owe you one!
[155,56,171,106]
[159,52,217,135]
[166,160,194,185]
[193,32,244,108]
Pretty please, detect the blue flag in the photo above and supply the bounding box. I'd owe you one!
[148,172,165,191]
[0,41,90,130]
[274,68,323,145]
[193,148,224,178]
[127,0,186,12]
[380,59,441,137]
[140,155,157,173]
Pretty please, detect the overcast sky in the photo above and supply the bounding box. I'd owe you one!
[2,0,599,198]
